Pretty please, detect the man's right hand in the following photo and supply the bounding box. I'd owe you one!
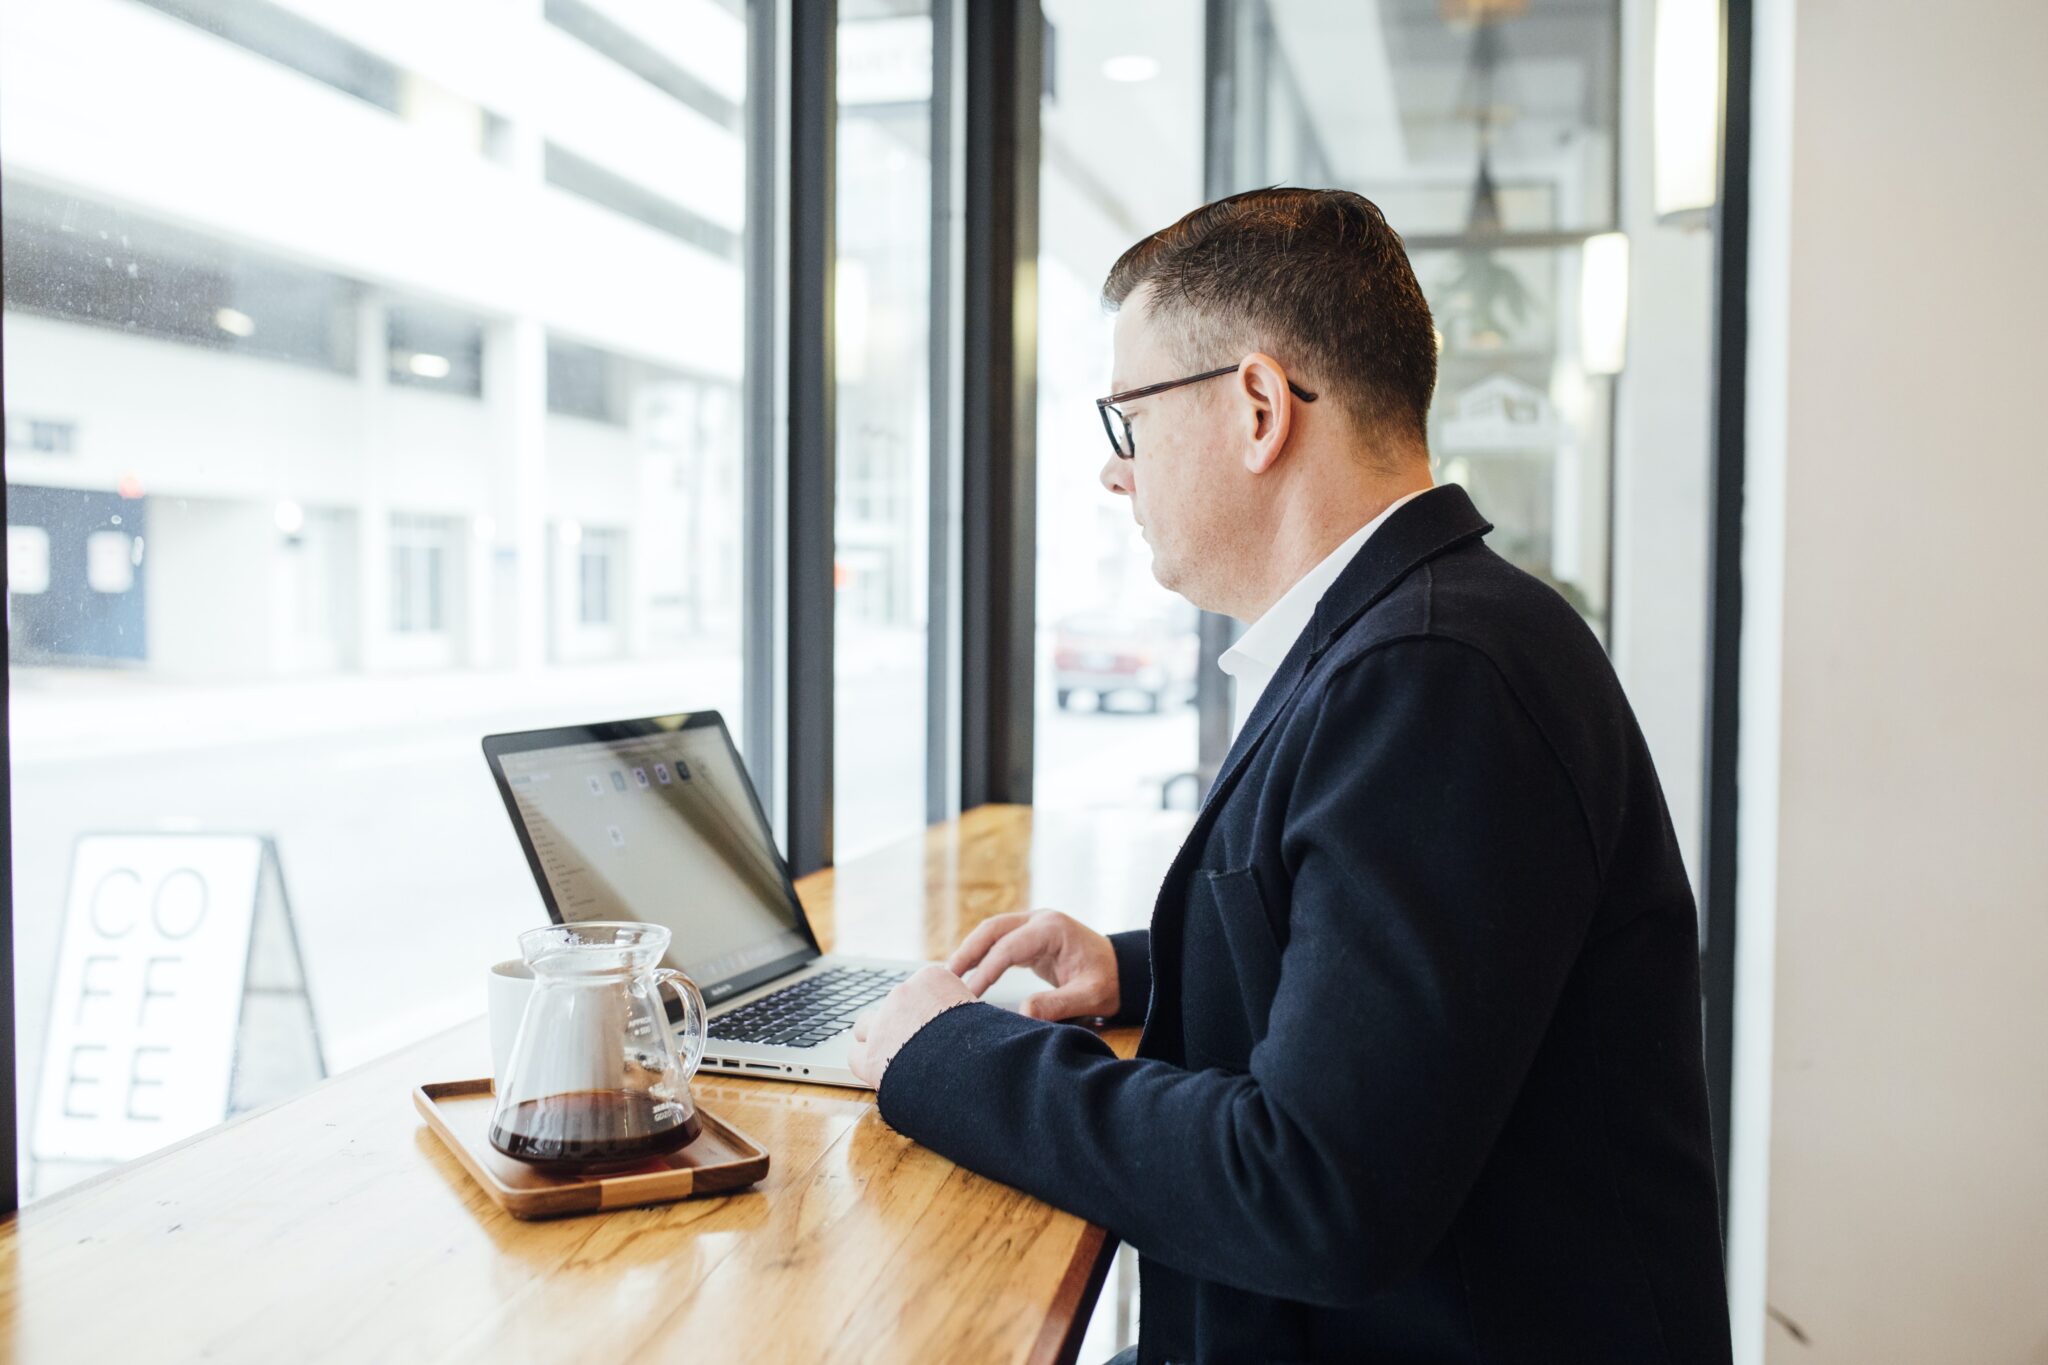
[946,909,1120,1022]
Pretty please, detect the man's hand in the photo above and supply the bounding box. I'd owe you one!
[847,965,974,1088]
[947,909,1121,1022]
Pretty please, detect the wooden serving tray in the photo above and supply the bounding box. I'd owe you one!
[414,1078,770,1219]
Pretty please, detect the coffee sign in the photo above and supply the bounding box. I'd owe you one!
[33,835,269,1164]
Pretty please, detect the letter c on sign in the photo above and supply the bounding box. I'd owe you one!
[88,867,144,939]
[151,868,210,940]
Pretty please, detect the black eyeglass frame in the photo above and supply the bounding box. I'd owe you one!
[1095,363,1318,460]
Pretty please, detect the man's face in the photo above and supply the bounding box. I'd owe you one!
[1100,287,1245,608]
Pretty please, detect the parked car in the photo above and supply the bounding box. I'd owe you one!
[1053,610,1198,713]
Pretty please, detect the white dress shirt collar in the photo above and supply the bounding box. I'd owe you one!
[1218,486,1431,726]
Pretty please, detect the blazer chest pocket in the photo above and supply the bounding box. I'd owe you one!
[1181,866,1285,1069]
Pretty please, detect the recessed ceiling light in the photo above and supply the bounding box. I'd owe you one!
[214,307,255,337]
[407,352,452,379]
[274,500,305,535]
[1102,54,1160,83]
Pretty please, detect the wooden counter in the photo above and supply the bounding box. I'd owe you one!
[0,804,1192,1364]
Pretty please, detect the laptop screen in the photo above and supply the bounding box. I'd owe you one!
[484,714,816,1005]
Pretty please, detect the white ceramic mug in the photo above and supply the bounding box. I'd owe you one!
[487,958,535,1080]
[487,951,630,1087]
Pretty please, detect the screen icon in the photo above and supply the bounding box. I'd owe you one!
[654,763,671,784]
[609,770,627,792]
[586,775,604,796]
[607,825,625,848]
[632,767,649,788]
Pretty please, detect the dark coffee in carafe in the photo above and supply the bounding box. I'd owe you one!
[487,1089,701,1172]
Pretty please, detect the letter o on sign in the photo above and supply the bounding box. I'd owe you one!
[152,868,210,940]
[88,868,144,939]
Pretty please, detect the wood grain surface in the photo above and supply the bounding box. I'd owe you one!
[0,803,1191,1365]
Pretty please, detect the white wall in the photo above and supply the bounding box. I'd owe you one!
[3,315,365,505]
[6,316,498,512]
[1730,3,2048,1361]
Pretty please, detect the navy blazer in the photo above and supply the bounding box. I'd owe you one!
[879,485,1732,1364]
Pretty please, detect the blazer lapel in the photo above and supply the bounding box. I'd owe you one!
[1198,626,1315,817]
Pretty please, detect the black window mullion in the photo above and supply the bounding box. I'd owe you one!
[1701,0,1755,1228]
[784,0,837,875]
[927,0,967,827]
[959,0,1040,810]
[742,0,783,831]
[1193,0,1244,798]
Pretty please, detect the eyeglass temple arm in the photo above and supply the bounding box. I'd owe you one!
[1098,368,1319,408]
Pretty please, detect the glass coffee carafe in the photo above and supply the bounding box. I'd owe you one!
[488,921,708,1173]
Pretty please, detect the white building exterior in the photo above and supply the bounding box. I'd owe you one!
[2,0,751,680]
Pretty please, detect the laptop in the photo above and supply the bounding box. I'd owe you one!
[481,710,1037,1089]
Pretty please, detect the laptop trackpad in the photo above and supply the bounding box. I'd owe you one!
[977,966,1048,1013]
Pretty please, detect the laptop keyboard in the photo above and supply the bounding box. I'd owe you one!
[707,967,915,1050]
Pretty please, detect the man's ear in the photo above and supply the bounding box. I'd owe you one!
[1236,353,1295,474]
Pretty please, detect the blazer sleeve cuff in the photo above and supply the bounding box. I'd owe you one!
[875,1000,1047,1140]
[1108,928,1152,1026]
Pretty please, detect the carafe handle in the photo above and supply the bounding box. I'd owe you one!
[655,968,708,1081]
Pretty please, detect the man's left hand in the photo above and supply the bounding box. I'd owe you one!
[847,964,976,1088]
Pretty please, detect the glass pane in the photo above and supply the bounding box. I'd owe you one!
[834,0,934,860]
[1228,0,1622,642]
[3,0,754,1199]
[1034,1,1205,816]
[1218,0,1712,875]
[1419,240,1613,633]
[1238,0,1617,236]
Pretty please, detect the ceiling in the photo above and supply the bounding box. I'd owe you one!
[1269,0,1618,229]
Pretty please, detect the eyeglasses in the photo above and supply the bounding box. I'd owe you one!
[1096,363,1318,460]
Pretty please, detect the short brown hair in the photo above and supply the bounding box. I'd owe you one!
[1103,187,1436,449]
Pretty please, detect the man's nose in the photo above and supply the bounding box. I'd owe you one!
[1100,454,1133,497]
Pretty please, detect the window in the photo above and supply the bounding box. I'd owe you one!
[546,338,626,425]
[389,513,452,634]
[7,524,50,595]
[1210,0,1712,879]
[577,529,620,626]
[1217,0,1624,644]
[3,0,757,1200]
[1033,2,1206,815]
[386,308,483,397]
[833,0,937,860]
[85,530,138,594]
[6,417,77,455]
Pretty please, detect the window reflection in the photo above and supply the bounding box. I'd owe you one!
[1225,0,1624,641]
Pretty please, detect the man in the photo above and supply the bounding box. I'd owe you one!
[849,188,1732,1364]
